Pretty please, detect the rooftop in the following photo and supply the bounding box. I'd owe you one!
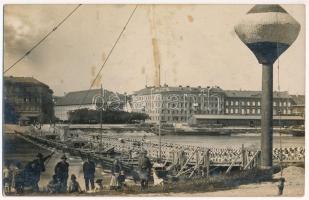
[224,90,290,98]
[133,85,224,95]
[4,76,49,88]
[55,89,125,106]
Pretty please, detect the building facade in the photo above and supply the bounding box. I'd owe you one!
[132,85,225,123]
[4,76,54,124]
[290,95,305,116]
[132,85,303,124]
[224,90,293,116]
[54,89,126,121]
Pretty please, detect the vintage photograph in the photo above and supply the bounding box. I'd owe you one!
[2,3,305,197]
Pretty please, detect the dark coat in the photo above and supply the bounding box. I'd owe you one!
[54,161,69,180]
[138,156,152,172]
[111,162,122,175]
[83,161,95,179]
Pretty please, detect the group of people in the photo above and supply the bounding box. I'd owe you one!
[3,149,153,194]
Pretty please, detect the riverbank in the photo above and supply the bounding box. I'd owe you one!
[3,125,305,196]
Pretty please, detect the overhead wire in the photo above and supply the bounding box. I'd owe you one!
[4,4,82,74]
[68,5,138,125]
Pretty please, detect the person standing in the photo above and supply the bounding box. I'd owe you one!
[110,159,122,190]
[278,177,285,195]
[54,155,69,192]
[82,157,96,191]
[138,150,152,190]
[3,163,11,193]
[31,152,54,192]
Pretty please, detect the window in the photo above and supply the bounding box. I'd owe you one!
[226,101,229,106]
[226,108,229,114]
[241,109,245,114]
[274,102,277,106]
[257,109,260,114]
[247,109,250,114]
[247,101,250,106]
[283,109,286,114]
[242,101,245,106]
[252,101,255,106]
[288,102,291,107]
[252,109,255,114]
[273,109,277,115]
[230,109,234,114]
[288,109,291,114]
[258,101,260,106]
[235,101,239,106]
[231,101,234,106]
[235,108,239,114]
[283,102,286,106]
[279,102,282,107]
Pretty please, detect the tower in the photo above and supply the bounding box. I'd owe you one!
[234,5,300,169]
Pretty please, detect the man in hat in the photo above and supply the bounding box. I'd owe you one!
[138,150,152,190]
[26,152,54,192]
[54,155,69,192]
[82,157,96,191]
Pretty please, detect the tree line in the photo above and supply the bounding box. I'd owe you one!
[68,108,149,124]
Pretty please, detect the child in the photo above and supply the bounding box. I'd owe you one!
[68,174,82,193]
[47,175,61,193]
[117,171,126,190]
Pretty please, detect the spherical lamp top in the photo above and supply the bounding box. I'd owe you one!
[234,5,300,64]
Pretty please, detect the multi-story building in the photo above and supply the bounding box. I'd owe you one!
[224,90,293,116]
[4,76,54,124]
[132,85,303,125]
[132,85,225,123]
[54,89,126,121]
[290,95,305,116]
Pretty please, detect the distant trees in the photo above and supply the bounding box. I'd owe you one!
[4,101,19,124]
[40,89,55,124]
[68,108,149,124]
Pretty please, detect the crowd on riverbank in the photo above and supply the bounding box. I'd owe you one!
[3,149,153,195]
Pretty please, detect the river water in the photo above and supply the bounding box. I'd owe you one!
[99,131,305,149]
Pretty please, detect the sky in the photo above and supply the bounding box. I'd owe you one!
[3,4,305,96]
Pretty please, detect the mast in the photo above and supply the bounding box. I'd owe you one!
[100,84,103,148]
[159,84,162,160]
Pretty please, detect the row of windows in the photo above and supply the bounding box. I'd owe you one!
[20,106,40,112]
[225,100,291,107]
[134,94,222,102]
[226,108,260,114]
[225,108,292,115]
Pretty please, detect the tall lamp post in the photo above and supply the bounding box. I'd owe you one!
[234,5,300,169]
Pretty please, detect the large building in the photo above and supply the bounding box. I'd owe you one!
[132,85,304,125]
[290,95,305,116]
[132,84,225,123]
[224,90,293,116]
[54,89,126,121]
[4,76,54,124]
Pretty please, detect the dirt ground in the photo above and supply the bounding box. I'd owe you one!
[136,166,304,197]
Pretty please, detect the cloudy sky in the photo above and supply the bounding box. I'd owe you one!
[3,4,305,96]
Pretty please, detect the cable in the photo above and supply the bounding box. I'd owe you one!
[75,5,138,111]
[4,4,82,74]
